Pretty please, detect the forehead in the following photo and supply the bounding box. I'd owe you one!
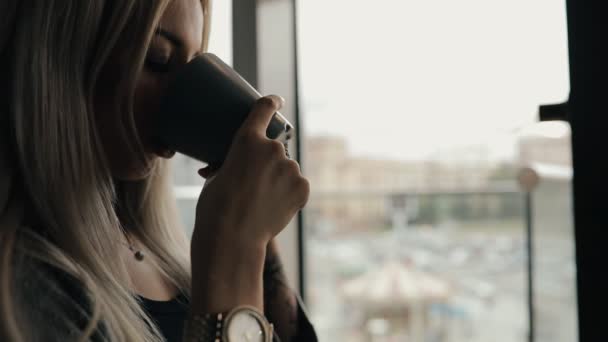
[158,0,204,50]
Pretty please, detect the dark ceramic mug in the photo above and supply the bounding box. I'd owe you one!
[150,53,293,167]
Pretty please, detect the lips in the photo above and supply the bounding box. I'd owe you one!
[148,142,176,158]
[143,135,176,159]
[156,148,176,158]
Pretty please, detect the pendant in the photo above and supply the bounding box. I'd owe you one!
[134,251,145,261]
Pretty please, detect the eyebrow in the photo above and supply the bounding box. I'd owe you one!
[155,28,183,48]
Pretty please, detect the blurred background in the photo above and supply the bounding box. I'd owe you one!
[171,1,575,341]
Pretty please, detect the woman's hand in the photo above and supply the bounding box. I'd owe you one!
[190,95,310,314]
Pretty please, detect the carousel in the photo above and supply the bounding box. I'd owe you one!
[342,260,451,341]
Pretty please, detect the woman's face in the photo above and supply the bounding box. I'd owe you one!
[97,0,204,180]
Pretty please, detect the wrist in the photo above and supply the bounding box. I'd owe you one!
[191,239,267,314]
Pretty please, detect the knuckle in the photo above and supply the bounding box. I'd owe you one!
[269,140,286,158]
[273,159,300,181]
[296,176,310,193]
[294,177,311,207]
[278,159,300,176]
[286,160,302,175]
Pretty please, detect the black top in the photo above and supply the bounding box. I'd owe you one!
[14,247,317,341]
[138,295,190,342]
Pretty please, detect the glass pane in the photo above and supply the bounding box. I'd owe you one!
[172,0,232,237]
[520,128,577,342]
[297,0,572,341]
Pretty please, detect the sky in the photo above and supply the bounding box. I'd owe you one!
[295,0,570,162]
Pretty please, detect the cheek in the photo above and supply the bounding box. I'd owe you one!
[133,72,168,147]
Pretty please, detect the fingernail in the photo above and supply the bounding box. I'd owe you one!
[269,95,285,108]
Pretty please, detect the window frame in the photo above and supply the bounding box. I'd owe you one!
[232,0,306,298]
[566,1,608,341]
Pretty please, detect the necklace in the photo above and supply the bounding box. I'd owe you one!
[127,244,145,262]
[119,236,145,262]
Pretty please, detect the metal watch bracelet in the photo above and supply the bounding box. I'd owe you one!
[183,306,273,342]
[183,312,224,342]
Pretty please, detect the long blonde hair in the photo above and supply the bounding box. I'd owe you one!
[0,0,211,341]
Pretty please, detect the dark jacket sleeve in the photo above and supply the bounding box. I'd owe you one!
[272,295,318,342]
[13,253,109,342]
[293,295,318,342]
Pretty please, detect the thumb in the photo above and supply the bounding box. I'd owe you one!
[239,95,285,137]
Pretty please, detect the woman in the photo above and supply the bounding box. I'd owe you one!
[0,0,316,341]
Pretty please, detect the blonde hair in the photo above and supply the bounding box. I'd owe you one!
[0,0,211,341]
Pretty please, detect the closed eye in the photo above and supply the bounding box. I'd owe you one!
[145,58,170,73]
[144,46,171,73]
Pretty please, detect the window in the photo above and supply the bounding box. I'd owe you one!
[297,1,573,341]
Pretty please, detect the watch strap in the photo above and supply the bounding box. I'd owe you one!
[183,312,226,342]
[183,306,273,342]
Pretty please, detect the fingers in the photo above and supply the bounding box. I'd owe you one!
[197,167,211,179]
[198,165,219,179]
[268,140,289,160]
[275,159,310,210]
[239,95,285,138]
[293,176,311,210]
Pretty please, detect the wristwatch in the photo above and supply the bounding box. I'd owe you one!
[184,305,273,342]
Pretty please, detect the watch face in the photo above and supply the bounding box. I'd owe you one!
[226,311,265,342]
